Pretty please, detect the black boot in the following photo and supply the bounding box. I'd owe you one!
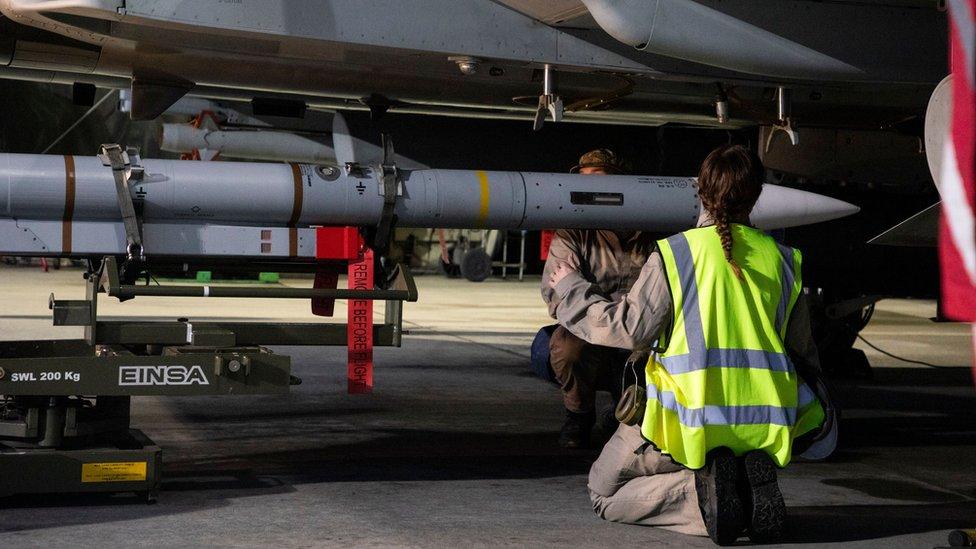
[695,447,745,546]
[558,409,595,449]
[741,450,787,543]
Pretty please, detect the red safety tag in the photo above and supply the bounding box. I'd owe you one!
[347,247,374,394]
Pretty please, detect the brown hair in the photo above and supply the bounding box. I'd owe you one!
[697,144,764,279]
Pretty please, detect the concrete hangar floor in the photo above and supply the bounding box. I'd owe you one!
[0,266,973,548]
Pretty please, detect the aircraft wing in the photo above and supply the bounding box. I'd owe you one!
[0,0,947,128]
[869,203,940,247]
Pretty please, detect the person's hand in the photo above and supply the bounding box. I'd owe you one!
[549,262,576,288]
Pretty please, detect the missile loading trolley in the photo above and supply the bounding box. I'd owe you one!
[0,142,418,501]
[0,112,858,500]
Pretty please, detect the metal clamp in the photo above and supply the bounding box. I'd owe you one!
[533,64,563,131]
[373,133,400,253]
[98,144,145,263]
[765,87,799,152]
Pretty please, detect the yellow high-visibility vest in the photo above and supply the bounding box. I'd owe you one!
[644,224,825,469]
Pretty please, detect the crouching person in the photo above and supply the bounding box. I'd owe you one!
[549,144,836,545]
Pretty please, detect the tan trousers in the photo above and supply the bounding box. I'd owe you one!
[588,423,707,537]
[548,326,629,413]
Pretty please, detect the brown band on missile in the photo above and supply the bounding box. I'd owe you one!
[288,163,304,257]
[62,155,76,254]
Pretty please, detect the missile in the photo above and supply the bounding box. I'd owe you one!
[160,124,338,164]
[0,150,858,260]
[159,114,428,167]
[1,111,857,260]
[158,124,428,168]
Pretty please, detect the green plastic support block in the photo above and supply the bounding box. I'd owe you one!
[196,271,212,282]
[259,272,280,283]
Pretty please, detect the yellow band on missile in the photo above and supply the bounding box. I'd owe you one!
[476,170,490,228]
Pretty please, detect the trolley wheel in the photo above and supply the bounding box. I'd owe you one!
[460,248,492,282]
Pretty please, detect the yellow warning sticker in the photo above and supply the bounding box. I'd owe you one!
[81,461,147,483]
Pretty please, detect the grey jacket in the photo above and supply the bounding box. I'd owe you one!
[541,229,656,318]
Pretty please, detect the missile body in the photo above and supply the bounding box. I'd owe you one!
[0,152,859,259]
[160,124,337,164]
[160,113,428,168]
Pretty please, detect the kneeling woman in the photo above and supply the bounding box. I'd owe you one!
[550,145,831,545]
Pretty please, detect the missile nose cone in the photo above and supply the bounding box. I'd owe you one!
[750,184,860,230]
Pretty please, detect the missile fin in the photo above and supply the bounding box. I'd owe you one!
[332,112,357,165]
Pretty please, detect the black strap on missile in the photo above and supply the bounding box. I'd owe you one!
[99,143,145,285]
[373,133,399,254]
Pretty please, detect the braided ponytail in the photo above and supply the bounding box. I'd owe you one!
[714,211,743,280]
[697,145,764,281]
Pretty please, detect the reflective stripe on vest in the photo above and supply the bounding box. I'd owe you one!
[647,383,799,427]
[646,379,819,427]
[774,241,796,338]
